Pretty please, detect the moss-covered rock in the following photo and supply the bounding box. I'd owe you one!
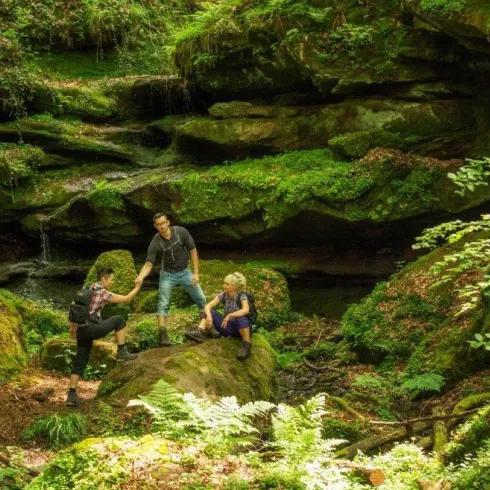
[85,250,137,294]
[84,250,138,320]
[40,336,116,375]
[343,229,490,384]
[405,0,490,55]
[0,294,28,381]
[98,333,276,403]
[328,130,406,159]
[48,148,490,246]
[173,98,478,163]
[135,259,291,329]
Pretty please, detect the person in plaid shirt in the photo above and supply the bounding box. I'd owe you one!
[66,267,142,407]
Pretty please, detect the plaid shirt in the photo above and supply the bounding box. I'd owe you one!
[89,283,114,322]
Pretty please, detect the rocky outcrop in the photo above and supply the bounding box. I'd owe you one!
[46,148,490,246]
[343,228,490,384]
[98,333,276,403]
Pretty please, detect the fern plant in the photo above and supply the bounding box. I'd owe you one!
[128,380,274,455]
[400,373,445,395]
[448,157,490,197]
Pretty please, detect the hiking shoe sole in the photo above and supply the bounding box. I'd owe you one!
[185,332,204,343]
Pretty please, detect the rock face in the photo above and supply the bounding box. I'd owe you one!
[343,228,490,384]
[98,333,276,403]
[2,0,490,253]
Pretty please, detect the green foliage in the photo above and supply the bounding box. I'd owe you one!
[5,0,192,76]
[430,238,490,317]
[0,31,40,118]
[22,413,86,448]
[130,380,275,455]
[0,143,44,189]
[400,373,445,395]
[448,157,490,197]
[174,149,374,228]
[174,0,332,76]
[322,418,368,444]
[451,440,490,490]
[87,180,126,210]
[413,215,490,251]
[0,447,32,490]
[468,332,490,351]
[316,24,374,63]
[441,404,490,464]
[420,0,466,15]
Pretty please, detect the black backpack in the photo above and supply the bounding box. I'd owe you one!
[236,292,258,326]
[68,287,100,326]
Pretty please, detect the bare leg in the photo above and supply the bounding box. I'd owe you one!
[157,315,167,328]
[69,373,80,389]
[239,327,251,343]
[114,326,127,345]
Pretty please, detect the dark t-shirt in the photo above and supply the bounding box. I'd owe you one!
[145,226,196,272]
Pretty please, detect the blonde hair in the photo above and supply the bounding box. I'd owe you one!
[225,272,247,291]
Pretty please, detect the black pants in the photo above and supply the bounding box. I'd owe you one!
[71,316,125,376]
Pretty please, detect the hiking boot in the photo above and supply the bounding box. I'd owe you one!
[66,390,78,407]
[158,326,172,347]
[185,326,206,343]
[205,327,221,339]
[116,345,137,362]
[237,341,252,361]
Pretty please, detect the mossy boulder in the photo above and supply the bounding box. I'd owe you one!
[0,289,67,352]
[0,294,28,381]
[98,333,276,403]
[85,250,138,320]
[85,250,137,294]
[343,229,490,384]
[40,336,116,375]
[135,260,291,329]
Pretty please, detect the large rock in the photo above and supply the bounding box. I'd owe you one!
[343,228,490,384]
[0,293,28,381]
[405,0,490,55]
[135,259,291,329]
[47,148,490,247]
[85,250,139,320]
[98,333,276,403]
[172,98,478,163]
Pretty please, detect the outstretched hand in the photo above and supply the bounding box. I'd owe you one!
[221,315,231,329]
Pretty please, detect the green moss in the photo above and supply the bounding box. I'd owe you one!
[420,0,466,15]
[85,250,137,295]
[0,296,28,381]
[328,130,406,159]
[0,143,44,185]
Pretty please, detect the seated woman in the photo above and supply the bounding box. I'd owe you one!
[185,272,252,360]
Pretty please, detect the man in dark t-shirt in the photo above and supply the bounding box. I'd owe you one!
[135,213,209,346]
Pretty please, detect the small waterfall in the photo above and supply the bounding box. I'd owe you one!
[39,217,51,266]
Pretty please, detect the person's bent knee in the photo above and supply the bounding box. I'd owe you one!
[113,315,126,332]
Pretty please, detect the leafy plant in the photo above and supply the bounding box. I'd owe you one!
[400,373,445,395]
[468,333,490,352]
[21,413,87,448]
[448,157,490,197]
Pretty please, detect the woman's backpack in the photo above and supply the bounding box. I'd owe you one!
[68,287,100,326]
[236,292,258,326]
